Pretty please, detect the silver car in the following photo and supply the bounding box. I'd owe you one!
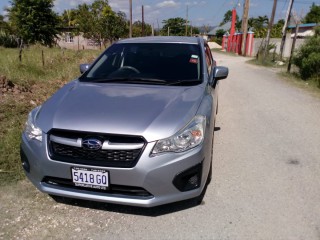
[21,36,228,207]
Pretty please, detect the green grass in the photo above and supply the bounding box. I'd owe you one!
[0,99,30,183]
[0,45,101,184]
[0,45,100,88]
[246,57,320,96]
[279,72,320,98]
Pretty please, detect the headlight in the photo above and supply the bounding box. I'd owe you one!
[152,115,206,155]
[24,106,42,142]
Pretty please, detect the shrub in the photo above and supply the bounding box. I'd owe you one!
[0,31,18,48]
[293,26,320,82]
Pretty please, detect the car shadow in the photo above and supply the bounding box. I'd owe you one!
[51,195,203,217]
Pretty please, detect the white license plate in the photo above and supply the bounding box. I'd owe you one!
[71,167,109,190]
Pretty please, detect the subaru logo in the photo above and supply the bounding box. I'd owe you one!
[82,138,102,150]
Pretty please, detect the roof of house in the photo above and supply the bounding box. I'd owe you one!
[288,23,318,29]
[207,22,231,36]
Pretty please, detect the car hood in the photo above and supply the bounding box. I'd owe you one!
[37,80,205,142]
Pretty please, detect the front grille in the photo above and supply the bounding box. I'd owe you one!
[43,176,153,198]
[48,129,146,168]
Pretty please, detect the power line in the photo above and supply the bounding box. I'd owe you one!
[265,0,315,4]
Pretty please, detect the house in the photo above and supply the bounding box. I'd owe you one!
[288,23,318,38]
[56,27,101,50]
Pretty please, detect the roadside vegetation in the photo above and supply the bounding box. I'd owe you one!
[0,46,100,183]
[292,26,320,88]
[247,25,320,92]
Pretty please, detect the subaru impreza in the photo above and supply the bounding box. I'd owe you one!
[21,36,228,207]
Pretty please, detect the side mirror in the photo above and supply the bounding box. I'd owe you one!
[213,66,229,81]
[80,64,90,74]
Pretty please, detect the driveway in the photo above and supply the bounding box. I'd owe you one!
[1,52,320,240]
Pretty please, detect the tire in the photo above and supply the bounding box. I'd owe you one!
[207,161,212,185]
[216,98,219,114]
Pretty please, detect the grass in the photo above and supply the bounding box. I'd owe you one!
[246,55,320,95]
[279,72,320,98]
[0,45,100,88]
[0,45,101,184]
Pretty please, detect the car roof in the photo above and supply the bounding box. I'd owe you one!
[117,36,202,45]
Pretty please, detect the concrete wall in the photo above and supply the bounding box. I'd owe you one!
[252,34,306,58]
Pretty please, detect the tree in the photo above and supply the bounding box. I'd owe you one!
[271,19,284,38]
[75,0,128,47]
[220,10,239,26]
[161,17,186,36]
[103,11,128,43]
[216,29,226,38]
[0,15,9,32]
[247,15,269,38]
[132,21,152,37]
[8,0,59,47]
[191,26,200,35]
[213,29,226,45]
[60,9,78,27]
[304,3,320,23]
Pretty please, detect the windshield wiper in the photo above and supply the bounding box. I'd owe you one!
[167,79,201,86]
[92,77,168,85]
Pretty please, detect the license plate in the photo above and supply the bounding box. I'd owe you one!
[71,167,109,190]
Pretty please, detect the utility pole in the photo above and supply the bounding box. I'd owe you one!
[185,5,189,36]
[152,23,155,36]
[280,0,294,59]
[241,0,250,56]
[287,12,300,72]
[263,0,277,61]
[142,5,145,36]
[157,19,160,36]
[129,0,133,38]
[168,27,170,36]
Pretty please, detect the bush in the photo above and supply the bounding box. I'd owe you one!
[0,31,18,48]
[293,26,320,83]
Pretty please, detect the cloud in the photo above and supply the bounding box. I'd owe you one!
[156,1,180,8]
[186,1,206,6]
[70,0,78,7]
[54,0,94,12]
[109,0,130,10]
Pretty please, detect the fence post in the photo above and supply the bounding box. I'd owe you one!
[42,50,45,67]
[246,31,254,56]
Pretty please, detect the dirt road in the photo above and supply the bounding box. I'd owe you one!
[1,52,320,240]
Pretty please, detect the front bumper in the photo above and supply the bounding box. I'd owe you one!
[21,132,211,207]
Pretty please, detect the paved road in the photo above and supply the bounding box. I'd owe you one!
[1,52,320,240]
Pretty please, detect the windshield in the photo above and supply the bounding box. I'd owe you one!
[81,43,202,85]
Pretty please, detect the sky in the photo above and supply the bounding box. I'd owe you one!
[1,0,319,27]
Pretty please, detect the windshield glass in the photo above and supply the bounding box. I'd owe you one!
[81,43,202,84]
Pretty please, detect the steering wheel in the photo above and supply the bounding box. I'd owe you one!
[119,66,140,73]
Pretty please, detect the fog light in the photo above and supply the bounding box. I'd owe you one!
[173,162,203,192]
[20,147,30,173]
